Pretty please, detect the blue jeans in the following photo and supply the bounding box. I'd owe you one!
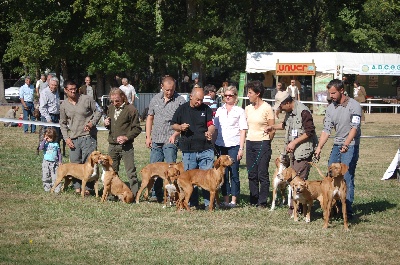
[23,102,36,133]
[182,149,214,207]
[328,144,359,215]
[215,145,240,197]
[150,142,178,200]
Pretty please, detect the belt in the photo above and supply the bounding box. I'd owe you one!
[49,113,60,116]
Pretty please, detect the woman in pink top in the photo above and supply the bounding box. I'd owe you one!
[214,86,248,208]
[244,81,275,208]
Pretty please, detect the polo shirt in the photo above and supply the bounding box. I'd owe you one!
[323,96,362,145]
[171,102,213,152]
[214,104,248,147]
[148,91,186,143]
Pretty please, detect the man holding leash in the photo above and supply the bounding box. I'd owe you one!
[145,76,186,202]
[315,79,362,219]
[171,87,215,210]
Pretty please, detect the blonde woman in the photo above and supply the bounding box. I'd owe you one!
[214,86,248,208]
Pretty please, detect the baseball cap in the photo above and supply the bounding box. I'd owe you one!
[273,91,290,110]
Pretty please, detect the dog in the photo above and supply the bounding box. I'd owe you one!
[98,154,134,203]
[290,176,325,222]
[176,155,234,211]
[321,163,349,230]
[51,151,102,197]
[163,167,181,208]
[136,161,184,204]
[270,154,291,211]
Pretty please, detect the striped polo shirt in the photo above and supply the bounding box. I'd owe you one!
[148,91,186,143]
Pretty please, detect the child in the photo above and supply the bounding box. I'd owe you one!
[39,127,62,192]
[18,113,23,127]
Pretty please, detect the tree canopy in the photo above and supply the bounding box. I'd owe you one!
[1,0,398,95]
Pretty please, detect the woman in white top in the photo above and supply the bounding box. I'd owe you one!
[214,86,248,208]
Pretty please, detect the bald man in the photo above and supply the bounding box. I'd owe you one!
[171,87,215,210]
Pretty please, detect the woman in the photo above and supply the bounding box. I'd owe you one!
[353,81,367,123]
[245,81,275,208]
[214,86,248,208]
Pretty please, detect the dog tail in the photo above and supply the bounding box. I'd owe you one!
[308,162,325,178]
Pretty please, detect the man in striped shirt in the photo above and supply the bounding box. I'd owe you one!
[145,76,186,202]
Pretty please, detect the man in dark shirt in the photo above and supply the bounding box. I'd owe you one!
[171,87,215,209]
[104,88,142,198]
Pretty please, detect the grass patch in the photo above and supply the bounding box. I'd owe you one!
[1,106,400,264]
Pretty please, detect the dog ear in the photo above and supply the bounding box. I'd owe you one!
[214,157,221,169]
[340,163,349,176]
[176,169,180,175]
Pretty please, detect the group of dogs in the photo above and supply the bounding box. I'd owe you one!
[50,150,349,230]
[50,150,234,212]
[270,154,350,230]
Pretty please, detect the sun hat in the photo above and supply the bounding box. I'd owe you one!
[273,91,291,111]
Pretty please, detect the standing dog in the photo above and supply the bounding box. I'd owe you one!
[163,167,181,208]
[99,154,134,203]
[51,151,102,197]
[136,162,184,204]
[321,163,349,230]
[176,155,234,211]
[270,154,291,211]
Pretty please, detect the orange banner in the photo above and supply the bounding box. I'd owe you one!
[276,63,316,75]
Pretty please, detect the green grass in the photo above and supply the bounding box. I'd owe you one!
[1,107,400,264]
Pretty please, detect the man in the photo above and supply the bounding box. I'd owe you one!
[203,84,218,115]
[36,74,48,98]
[39,76,61,141]
[266,91,318,180]
[119,78,136,104]
[104,88,142,198]
[19,76,36,133]
[286,79,300,101]
[3,106,19,127]
[192,77,202,89]
[79,76,97,102]
[315,79,362,219]
[146,76,186,202]
[60,80,102,195]
[171,87,215,210]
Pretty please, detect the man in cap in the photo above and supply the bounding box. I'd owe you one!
[265,91,318,180]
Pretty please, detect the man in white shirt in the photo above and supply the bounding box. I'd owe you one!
[119,78,136,104]
[286,79,300,100]
[36,74,48,98]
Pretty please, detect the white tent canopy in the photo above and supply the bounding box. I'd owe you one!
[246,52,400,75]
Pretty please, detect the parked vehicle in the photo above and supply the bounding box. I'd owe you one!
[4,77,26,103]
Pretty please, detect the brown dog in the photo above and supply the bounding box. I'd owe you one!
[290,177,324,222]
[99,154,134,203]
[163,167,181,208]
[176,155,234,211]
[51,151,102,197]
[136,161,184,204]
[270,154,291,211]
[321,163,349,230]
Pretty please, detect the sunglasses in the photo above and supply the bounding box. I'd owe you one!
[224,94,236,97]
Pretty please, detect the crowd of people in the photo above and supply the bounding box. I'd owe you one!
[3,75,362,217]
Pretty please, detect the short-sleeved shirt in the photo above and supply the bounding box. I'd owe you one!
[203,96,218,115]
[245,101,275,141]
[323,96,362,145]
[148,91,186,144]
[119,84,136,104]
[19,84,35,102]
[36,80,48,94]
[171,102,213,152]
[214,104,248,147]
[43,142,61,162]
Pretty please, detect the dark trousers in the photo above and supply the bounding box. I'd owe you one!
[246,140,272,207]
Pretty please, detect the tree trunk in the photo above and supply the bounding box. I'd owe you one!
[0,64,6,103]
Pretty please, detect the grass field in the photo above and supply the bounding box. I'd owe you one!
[0,105,399,265]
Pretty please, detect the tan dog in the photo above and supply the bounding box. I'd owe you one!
[176,155,234,211]
[270,154,291,211]
[163,167,181,208]
[51,151,102,197]
[99,154,134,203]
[321,163,349,230]
[136,162,184,204]
[290,177,324,222]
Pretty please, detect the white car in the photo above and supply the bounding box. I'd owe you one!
[4,78,25,103]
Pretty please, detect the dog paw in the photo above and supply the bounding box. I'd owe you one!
[305,218,310,223]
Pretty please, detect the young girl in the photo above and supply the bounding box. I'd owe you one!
[39,127,62,192]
